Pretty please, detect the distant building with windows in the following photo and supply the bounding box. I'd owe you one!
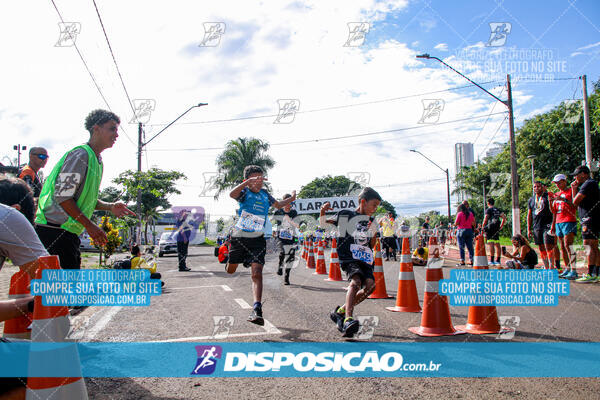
[454,143,474,202]
[485,145,504,159]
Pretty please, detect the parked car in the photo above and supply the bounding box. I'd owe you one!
[158,232,177,257]
[79,233,97,252]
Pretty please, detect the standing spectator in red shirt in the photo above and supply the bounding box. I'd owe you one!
[454,203,475,266]
[550,174,578,279]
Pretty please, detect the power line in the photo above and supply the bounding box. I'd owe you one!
[145,80,504,127]
[472,85,506,145]
[49,0,135,146]
[479,114,509,159]
[91,0,139,123]
[148,111,508,152]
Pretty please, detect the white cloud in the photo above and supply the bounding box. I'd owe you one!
[0,0,535,221]
[434,43,448,52]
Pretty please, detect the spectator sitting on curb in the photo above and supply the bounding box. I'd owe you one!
[130,245,164,287]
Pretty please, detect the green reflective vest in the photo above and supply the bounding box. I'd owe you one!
[36,144,103,235]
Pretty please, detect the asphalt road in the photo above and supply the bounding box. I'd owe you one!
[68,245,600,399]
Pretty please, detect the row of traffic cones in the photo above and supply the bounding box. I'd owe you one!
[300,234,507,337]
[2,255,88,399]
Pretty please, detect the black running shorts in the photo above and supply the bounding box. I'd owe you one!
[229,235,266,265]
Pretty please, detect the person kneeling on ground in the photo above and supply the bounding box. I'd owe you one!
[130,245,164,287]
[218,240,230,264]
[503,234,538,269]
[411,246,429,266]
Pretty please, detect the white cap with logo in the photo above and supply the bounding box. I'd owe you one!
[552,174,567,182]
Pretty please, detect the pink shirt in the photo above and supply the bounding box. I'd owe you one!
[455,211,474,230]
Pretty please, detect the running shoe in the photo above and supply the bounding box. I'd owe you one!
[456,262,466,267]
[330,305,345,332]
[179,267,191,271]
[574,274,595,283]
[558,269,569,278]
[564,270,578,280]
[342,318,360,338]
[248,307,264,325]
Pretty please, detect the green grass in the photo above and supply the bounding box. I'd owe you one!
[204,238,217,246]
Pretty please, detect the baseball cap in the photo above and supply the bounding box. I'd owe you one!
[552,174,567,182]
[570,165,590,176]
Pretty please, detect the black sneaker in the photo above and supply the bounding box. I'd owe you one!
[277,267,283,276]
[342,318,360,338]
[179,267,191,271]
[330,305,345,332]
[248,308,264,326]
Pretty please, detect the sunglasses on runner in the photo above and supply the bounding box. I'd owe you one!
[35,154,49,160]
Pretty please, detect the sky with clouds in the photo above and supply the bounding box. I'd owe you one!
[1,0,599,221]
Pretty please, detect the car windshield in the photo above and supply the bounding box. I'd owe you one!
[160,232,175,240]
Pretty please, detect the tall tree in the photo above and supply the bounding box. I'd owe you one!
[213,137,275,199]
[113,168,186,243]
[298,175,361,198]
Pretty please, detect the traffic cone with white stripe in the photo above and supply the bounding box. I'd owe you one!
[306,239,316,269]
[314,240,327,275]
[369,238,393,299]
[409,236,466,336]
[456,234,509,334]
[26,255,88,400]
[3,270,33,340]
[386,237,421,313]
[301,239,308,260]
[325,237,343,281]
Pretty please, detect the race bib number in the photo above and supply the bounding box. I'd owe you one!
[279,230,293,240]
[350,244,374,264]
[235,210,265,232]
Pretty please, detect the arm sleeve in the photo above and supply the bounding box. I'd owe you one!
[0,208,48,267]
[53,148,89,204]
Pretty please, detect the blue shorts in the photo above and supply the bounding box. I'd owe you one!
[556,222,577,237]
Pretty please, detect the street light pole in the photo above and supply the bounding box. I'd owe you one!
[13,144,27,168]
[481,180,486,218]
[416,54,520,235]
[410,149,452,222]
[134,102,208,243]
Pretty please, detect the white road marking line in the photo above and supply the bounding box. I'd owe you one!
[152,319,281,342]
[82,306,122,340]
[166,269,212,273]
[168,285,231,291]
[234,298,252,309]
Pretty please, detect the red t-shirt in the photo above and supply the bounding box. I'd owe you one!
[218,245,229,263]
[551,189,577,223]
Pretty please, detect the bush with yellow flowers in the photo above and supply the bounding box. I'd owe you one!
[90,216,123,265]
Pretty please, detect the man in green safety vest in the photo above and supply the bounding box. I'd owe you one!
[35,109,135,269]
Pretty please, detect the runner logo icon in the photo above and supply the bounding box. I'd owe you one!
[191,345,223,375]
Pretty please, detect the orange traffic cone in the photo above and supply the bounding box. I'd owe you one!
[26,255,88,399]
[386,237,421,313]
[314,240,328,275]
[369,238,393,299]
[301,239,308,260]
[3,270,33,340]
[325,237,343,281]
[306,240,316,269]
[409,236,466,336]
[456,235,509,334]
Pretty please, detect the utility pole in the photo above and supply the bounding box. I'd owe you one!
[582,75,593,178]
[137,122,143,244]
[13,144,26,168]
[134,103,208,244]
[506,74,520,235]
[481,180,486,218]
[445,168,451,222]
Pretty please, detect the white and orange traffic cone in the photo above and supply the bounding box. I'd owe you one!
[369,238,393,299]
[306,240,316,269]
[314,240,328,275]
[325,237,343,282]
[26,255,88,400]
[456,235,509,335]
[386,237,421,313]
[409,236,466,337]
[3,270,32,340]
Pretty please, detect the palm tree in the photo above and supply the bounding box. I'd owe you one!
[214,137,275,199]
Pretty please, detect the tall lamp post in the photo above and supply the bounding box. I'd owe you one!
[416,53,520,235]
[135,102,208,243]
[527,155,536,197]
[481,179,486,218]
[410,149,451,222]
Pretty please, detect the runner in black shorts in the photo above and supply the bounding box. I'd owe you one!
[273,194,299,285]
[226,165,297,325]
[482,198,506,266]
[321,187,382,338]
[528,181,555,269]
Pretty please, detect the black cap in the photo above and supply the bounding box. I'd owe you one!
[570,165,590,176]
